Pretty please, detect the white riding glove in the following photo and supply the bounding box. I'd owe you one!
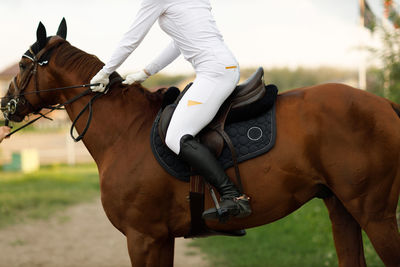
[122,70,150,85]
[90,69,110,92]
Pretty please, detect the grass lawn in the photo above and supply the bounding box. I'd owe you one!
[191,199,386,267]
[0,163,99,228]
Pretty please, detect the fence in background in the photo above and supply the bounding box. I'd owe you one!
[0,130,93,167]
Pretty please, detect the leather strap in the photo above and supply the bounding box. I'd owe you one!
[185,174,207,238]
[70,72,123,142]
[216,128,243,194]
[209,102,244,194]
[190,174,204,194]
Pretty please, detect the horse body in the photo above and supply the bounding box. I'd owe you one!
[3,27,400,266]
[63,61,400,266]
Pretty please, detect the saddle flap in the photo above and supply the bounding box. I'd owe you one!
[200,130,224,156]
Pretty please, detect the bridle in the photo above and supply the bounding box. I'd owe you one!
[2,36,66,122]
[1,36,122,141]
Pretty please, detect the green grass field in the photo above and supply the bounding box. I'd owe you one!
[0,163,99,228]
[191,199,386,267]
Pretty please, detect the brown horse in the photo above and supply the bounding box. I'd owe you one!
[2,20,400,267]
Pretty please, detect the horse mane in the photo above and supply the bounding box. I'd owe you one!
[53,41,166,104]
[53,41,104,81]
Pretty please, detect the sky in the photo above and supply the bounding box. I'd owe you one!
[0,0,388,75]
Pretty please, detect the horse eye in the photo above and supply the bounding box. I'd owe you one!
[19,62,26,70]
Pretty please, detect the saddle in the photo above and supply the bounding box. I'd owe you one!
[158,67,267,158]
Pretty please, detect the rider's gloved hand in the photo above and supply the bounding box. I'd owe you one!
[90,69,110,92]
[122,70,150,85]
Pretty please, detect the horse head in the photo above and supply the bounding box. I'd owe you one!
[1,18,68,122]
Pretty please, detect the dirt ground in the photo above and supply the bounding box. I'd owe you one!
[0,199,209,267]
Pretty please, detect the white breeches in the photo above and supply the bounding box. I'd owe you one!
[165,64,240,154]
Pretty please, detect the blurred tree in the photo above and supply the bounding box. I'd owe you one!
[384,0,400,28]
[366,67,385,98]
[366,0,400,103]
[369,24,400,103]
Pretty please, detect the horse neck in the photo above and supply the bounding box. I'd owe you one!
[52,45,161,165]
[62,81,160,166]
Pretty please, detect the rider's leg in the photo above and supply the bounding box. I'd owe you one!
[179,134,251,220]
[165,65,251,220]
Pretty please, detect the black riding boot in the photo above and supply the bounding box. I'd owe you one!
[179,135,252,221]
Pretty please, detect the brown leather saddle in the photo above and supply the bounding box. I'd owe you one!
[158,67,266,159]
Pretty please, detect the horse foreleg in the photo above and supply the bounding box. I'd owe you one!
[363,217,400,267]
[324,195,366,267]
[126,228,175,267]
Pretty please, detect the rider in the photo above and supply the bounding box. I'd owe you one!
[0,126,10,143]
[90,0,251,220]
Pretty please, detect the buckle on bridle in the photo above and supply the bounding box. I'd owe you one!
[1,99,18,120]
[7,99,18,115]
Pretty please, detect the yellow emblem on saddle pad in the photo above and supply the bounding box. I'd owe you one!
[225,66,237,69]
[187,100,203,106]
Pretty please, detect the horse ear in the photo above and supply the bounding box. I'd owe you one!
[57,17,67,39]
[36,22,47,50]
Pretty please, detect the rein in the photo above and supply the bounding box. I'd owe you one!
[5,85,94,139]
[0,83,98,100]
[5,74,122,142]
[69,74,122,141]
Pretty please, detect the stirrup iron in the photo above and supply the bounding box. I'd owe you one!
[206,183,230,222]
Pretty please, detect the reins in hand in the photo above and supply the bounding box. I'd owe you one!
[4,83,101,140]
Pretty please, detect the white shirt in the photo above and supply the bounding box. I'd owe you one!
[102,0,237,75]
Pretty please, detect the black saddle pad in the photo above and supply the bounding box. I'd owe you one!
[150,101,277,182]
